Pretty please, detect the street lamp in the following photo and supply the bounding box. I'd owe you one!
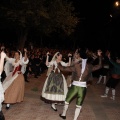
[115,1,120,7]
[111,1,120,17]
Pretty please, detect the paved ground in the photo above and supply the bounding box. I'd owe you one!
[2,71,120,120]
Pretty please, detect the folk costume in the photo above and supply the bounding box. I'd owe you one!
[2,50,29,109]
[58,49,102,120]
[41,52,71,111]
[0,51,6,120]
[101,56,120,100]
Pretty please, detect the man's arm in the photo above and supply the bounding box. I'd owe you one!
[107,51,119,68]
[58,62,75,72]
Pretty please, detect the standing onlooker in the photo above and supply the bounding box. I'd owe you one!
[97,50,110,84]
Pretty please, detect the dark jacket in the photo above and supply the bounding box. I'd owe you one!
[58,56,102,82]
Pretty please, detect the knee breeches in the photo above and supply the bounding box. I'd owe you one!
[65,85,87,106]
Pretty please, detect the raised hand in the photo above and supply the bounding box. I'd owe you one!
[97,49,102,56]
[107,52,110,59]
[68,53,72,57]
[47,52,50,56]
[24,48,27,53]
[0,51,6,59]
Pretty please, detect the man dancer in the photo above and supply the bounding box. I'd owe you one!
[101,51,120,100]
[57,48,102,120]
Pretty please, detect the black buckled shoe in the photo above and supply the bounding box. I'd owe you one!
[6,106,10,110]
[59,114,66,119]
[51,106,57,111]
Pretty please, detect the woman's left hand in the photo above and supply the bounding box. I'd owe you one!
[68,53,72,57]
[24,48,27,53]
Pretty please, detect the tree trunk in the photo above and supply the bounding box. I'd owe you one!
[17,29,28,52]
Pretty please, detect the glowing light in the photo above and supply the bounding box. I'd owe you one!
[110,14,112,17]
[115,1,120,7]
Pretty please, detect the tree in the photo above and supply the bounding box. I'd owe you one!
[0,0,79,50]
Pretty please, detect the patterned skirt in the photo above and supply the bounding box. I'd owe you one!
[41,71,68,103]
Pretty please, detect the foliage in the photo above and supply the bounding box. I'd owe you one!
[0,0,79,35]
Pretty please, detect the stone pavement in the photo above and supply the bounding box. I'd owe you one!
[2,71,120,120]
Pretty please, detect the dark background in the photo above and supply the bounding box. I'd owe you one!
[0,0,120,51]
[72,0,120,50]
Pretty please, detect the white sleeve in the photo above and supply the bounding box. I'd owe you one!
[61,61,69,66]
[21,65,26,74]
[6,57,14,63]
[47,61,54,67]
[4,61,13,76]
[21,57,29,65]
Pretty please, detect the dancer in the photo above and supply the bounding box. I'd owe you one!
[66,48,82,87]
[58,49,102,120]
[0,51,6,120]
[2,48,29,109]
[101,51,120,100]
[41,52,71,111]
[97,51,110,84]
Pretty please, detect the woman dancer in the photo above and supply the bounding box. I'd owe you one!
[2,48,29,109]
[41,52,71,111]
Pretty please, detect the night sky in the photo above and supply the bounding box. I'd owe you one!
[72,0,120,49]
[0,0,120,51]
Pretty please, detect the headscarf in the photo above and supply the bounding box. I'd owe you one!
[51,52,60,62]
[46,52,60,76]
